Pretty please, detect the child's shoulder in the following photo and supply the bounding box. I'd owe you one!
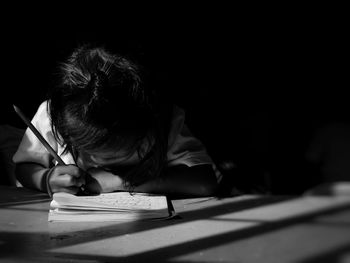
[32,101,51,130]
[32,101,50,120]
[37,100,49,113]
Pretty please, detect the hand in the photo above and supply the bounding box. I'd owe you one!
[85,167,125,194]
[48,164,86,194]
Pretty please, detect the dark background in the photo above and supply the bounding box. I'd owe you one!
[1,9,348,194]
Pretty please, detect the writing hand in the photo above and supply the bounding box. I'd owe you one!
[48,164,86,194]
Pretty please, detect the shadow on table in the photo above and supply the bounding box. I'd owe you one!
[1,192,350,262]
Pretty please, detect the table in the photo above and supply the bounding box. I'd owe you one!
[1,186,350,262]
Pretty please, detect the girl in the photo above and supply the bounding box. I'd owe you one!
[13,45,220,197]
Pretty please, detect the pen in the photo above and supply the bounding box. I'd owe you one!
[13,104,88,195]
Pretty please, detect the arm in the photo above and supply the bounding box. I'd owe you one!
[86,164,219,197]
[15,162,86,195]
[15,162,50,192]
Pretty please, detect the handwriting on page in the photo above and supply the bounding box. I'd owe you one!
[50,192,171,222]
[81,193,165,210]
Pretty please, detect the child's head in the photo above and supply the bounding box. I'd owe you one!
[48,45,170,187]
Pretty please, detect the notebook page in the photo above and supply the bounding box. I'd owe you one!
[52,192,168,211]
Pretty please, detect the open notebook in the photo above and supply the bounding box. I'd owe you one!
[48,192,175,222]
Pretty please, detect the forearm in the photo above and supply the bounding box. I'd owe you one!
[134,164,219,197]
[15,162,50,192]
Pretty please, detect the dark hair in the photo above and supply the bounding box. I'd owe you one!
[48,45,172,188]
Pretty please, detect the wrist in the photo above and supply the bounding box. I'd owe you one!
[44,168,54,197]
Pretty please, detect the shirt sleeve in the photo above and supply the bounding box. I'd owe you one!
[167,106,213,167]
[12,101,57,168]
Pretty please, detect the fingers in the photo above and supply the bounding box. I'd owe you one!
[53,164,85,178]
[54,173,85,187]
[49,164,87,194]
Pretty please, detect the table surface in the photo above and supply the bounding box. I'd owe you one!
[1,186,350,263]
